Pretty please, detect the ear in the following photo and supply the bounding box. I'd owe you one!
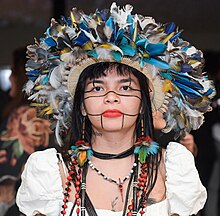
[152,110,166,130]
[81,103,87,116]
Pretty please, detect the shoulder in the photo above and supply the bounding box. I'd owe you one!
[25,147,59,166]
[16,148,64,216]
[164,142,207,215]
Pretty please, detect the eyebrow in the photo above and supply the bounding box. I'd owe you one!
[86,77,137,86]
[119,78,137,85]
[86,80,104,86]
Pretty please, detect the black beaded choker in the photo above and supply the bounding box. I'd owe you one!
[92,146,134,159]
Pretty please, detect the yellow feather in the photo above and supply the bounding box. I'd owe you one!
[42,69,49,74]
[70,11,78,28]
[133,22,137,42]
[30,103,46,107]
[60,48,71,55]
[189,59,198,64]
[78,151,87,167]
[163,79,173,92]
[39,106,52,116]
[100,44,112,49]
[143,53,150,58]
[34,85,42,90]
[83,41,93,51]
[161,32,175,44]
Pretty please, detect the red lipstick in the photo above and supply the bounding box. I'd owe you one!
[102,109,122,118]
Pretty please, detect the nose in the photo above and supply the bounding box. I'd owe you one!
[104,91,120,104]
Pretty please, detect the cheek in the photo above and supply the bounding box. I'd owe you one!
[122,98,142,114]
[83,98,103,114]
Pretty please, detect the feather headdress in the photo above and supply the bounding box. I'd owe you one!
[24,2,215,145]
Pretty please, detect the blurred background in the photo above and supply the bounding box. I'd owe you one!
[0,1,219,216]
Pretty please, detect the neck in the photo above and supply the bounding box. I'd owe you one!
[91,126,136,154]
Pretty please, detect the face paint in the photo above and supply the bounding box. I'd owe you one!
[83,70,142,132]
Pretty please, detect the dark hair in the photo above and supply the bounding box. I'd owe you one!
[63,62,161,199]
[12,47,27,77]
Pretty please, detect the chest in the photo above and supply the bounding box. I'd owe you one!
[60,158,166,213]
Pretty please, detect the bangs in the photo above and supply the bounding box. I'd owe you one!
[80,62,140,81]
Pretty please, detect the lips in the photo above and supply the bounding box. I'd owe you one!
[102,109,123,118]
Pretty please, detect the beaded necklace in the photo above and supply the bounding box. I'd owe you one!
[88,160,137,202]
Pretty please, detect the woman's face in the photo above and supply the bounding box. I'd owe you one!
[82,69,142,133]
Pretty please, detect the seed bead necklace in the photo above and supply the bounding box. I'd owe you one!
[88,160,137,202]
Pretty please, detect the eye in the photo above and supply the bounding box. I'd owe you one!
[121,85,130,91]
[93,86,103,92]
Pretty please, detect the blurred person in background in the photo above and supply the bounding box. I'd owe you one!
[0,47,53,216]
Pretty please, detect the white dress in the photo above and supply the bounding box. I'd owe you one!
[16,142,207,216]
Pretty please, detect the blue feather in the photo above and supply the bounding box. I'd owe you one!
[127,15,134,37]
[165,22,175,34]
[134,146,140,154]
[139,58,144,68]
[147,141,159,155]
[45,37,56,47]
[26,70,40,76]
[87,149,93,160]
[181,64,192,73]
[160,72,172,80]
[67,17,72,26]
[116,29,124,44]
[111,51,122,61]
[120,37,129,45]
[174,76,203,90]
[120,44,136,57]
[100,9,108,21]
[170,31,182,42]
[146,43,167,56]
[177,88,202,98]
[204,88,214,96]
[79,22,90,31]
[144,57,170,69]
[48,55,59,60]
[105,16,114,29]
[136,38,148,47]
[173,81,202,97]
[73,32,90,46]
[87,50,98,58]
[42,76,49,84]
[191,53,201,60]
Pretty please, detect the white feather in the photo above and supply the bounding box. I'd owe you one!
[49,65,63,89]
[110,2,132,29]
[137,15,156,30]
[65,26,77,40]
[24,80,34,94]
[55,120,64,146]
[61,51,77,65]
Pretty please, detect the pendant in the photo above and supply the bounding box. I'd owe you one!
[118,178,124,202]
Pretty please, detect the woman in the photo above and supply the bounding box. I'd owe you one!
[16,3,215,216]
